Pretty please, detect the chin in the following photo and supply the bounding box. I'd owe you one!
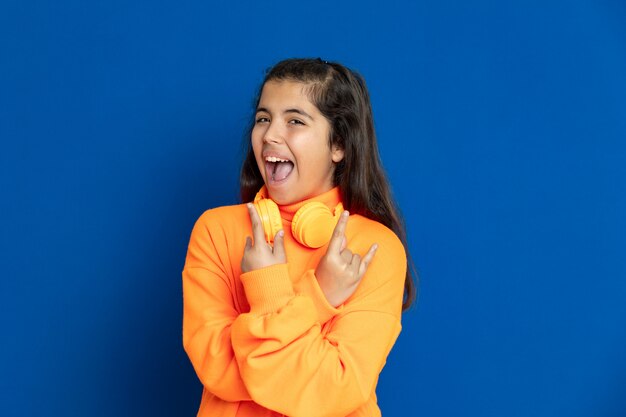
[267,189,297,205]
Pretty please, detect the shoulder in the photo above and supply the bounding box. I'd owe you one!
[346,214,406,261]
[185,203,250,267]
[189,203,250,243]
[195,203,248,228]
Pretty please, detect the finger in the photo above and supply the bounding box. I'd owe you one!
[350,253,361,267]
[272,230,286,260]
[340,235,347,252]
[362,243,378,265]
[341,248,353,264]
[246,203,266,245]
[349,253,362,277]
[358,244,378,278]
[327,210,349,254]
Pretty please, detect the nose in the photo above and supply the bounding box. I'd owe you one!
[262,121,284,144]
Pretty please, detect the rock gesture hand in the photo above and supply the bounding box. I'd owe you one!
[315,211,378,308]
[241,203,287,273]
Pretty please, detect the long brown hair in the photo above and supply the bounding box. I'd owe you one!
[240,58,417,311]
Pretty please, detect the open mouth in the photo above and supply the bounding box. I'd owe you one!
[264,156,294,183]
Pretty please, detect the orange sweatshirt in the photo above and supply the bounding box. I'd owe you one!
[182,187,406,417]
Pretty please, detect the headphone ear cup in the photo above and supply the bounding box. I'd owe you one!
[254,199,282,243]
[292,202,341,248]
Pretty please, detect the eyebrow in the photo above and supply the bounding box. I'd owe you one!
[256,107,314,121]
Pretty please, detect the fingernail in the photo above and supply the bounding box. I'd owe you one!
[277,230,284,237]
[343,210,349,217]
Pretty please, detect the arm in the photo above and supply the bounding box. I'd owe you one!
[231,218,406,417]
[182,210,252,402]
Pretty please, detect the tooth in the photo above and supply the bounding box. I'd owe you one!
[266,156,288,162]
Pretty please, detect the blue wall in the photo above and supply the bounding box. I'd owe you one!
[1,1,625,416]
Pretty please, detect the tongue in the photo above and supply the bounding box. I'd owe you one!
[273,161,294,181]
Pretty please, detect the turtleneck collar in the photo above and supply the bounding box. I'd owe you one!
[255,186,343,222]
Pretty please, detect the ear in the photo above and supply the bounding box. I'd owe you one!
[331,143,345,163]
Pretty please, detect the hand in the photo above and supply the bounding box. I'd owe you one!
[314,210,378,307]
[241,203,287,273]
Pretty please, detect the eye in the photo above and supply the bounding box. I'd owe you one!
[288,119,305,125]
[255,116,270,124]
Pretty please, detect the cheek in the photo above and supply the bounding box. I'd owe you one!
[251,129,259,146]
[250,138,264,174]
[251,139,260,155]
[251,132,262,156]
[300,153,330,179]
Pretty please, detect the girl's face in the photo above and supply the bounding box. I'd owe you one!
[252,80,344,205]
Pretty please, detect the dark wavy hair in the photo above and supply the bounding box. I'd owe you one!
[240,58,417,311]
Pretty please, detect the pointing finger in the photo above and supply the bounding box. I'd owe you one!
[246,203,266,245]
[328,210,349,254]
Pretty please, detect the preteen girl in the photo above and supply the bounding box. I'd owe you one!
[183,58,416,417]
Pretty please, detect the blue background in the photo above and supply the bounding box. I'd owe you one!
[1,1,625,416]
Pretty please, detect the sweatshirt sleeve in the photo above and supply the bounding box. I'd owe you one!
[182,211,251,402]
[230,224,406,417]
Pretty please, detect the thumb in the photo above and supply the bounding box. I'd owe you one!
[273,230,286,260]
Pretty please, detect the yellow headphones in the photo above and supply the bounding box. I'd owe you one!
[253,188,344,249]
